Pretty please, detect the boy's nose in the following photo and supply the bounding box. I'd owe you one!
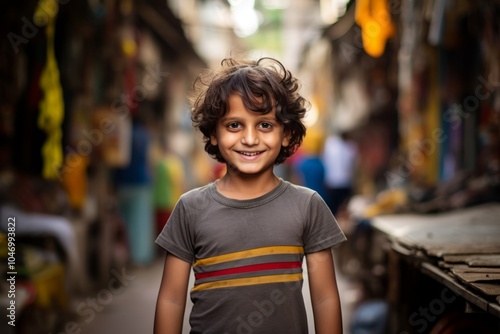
[241,128,259,145]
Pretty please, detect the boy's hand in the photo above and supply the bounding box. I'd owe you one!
[154,253,191,334]
[306,249,343,334]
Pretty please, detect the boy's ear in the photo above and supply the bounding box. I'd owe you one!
[210,133,218,146]
[282,131,291,147]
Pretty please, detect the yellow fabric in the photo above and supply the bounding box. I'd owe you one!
[37,0,64,179]
[164,155,185,209]
[363,188,407,218]
[31,263,67,308]
[61,154,89,210]
[355,0,395,57]
[153,153,185,210]
[423,55,440,185]
[193,246,304,267]
[301,128,325,155]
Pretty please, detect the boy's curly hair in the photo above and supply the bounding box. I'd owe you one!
[190,57,308,165]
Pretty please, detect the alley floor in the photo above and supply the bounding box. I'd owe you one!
[76,255,360,334]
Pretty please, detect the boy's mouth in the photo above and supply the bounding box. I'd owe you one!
[237,151,263,157]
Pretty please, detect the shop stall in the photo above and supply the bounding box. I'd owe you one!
[372,203,500,333]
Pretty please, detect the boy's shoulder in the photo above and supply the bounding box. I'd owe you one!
[177,182,214,206]
[282,180,318,200]
[284,180,315,193]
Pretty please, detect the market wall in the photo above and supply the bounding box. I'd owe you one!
[0,1,206,333]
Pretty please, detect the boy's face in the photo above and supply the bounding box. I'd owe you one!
[210,94,290,177]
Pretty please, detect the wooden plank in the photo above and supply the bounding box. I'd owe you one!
[450,266,500,274]
[372,204,500,257]
[438,261,457,269]
[468,257,500,267]
[469,282,500,297]
[490,302,500,318]
[442,254,500,267]
[442,255,478,263]
[452,272,500,283]
[372,203,500,237]
[450,265,500,274]
[420,262,489,311]
[421,263,500,318]
[401,222,500,257]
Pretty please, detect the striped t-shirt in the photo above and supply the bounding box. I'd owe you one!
[156,179,346,334]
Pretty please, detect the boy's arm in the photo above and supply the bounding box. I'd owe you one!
[306,248,343,334]
[154,253,191,334]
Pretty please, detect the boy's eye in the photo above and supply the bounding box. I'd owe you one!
[259,122,273,130]
[227,122,241,130]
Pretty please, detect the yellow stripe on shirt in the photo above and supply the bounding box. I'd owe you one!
[193,245,304,267]
[192,273,303,292]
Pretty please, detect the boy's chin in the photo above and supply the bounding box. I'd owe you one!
[225,164,275,178]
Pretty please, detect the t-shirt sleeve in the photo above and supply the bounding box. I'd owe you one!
[302,192,347,254]
[155,197,195,264]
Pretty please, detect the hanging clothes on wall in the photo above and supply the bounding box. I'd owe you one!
[36,0,65,180]
[423,52,441,185]
[355,0,395,57]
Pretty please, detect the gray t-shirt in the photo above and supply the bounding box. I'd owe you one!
[156,179,346,334]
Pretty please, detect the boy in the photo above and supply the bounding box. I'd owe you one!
[154,57,346,334]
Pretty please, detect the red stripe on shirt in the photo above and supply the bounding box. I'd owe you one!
[195,261,302,280]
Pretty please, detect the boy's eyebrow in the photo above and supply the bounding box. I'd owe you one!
[221,115,279,122]
[259,116,279,122]
[220,116,238,123]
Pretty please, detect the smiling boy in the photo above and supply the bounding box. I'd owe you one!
[154,57,346,334]
[210,93,288,198]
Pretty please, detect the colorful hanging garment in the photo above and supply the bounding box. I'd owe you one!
[355,0,395,57]
[36,0,65,179]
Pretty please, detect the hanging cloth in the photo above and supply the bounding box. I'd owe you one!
[36,0,65,179]
[355,0,395,57]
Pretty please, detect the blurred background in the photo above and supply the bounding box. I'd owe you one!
[1,0,499,333]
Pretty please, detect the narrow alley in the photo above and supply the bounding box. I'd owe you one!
[1,1,500,333]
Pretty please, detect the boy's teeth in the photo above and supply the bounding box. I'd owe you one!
[241,151,259,156]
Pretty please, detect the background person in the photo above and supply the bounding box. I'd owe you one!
[323,130,358,216]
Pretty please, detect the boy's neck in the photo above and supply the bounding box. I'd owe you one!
[216,169,280,200]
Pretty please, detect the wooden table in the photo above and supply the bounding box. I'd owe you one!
[371,203,500,331]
